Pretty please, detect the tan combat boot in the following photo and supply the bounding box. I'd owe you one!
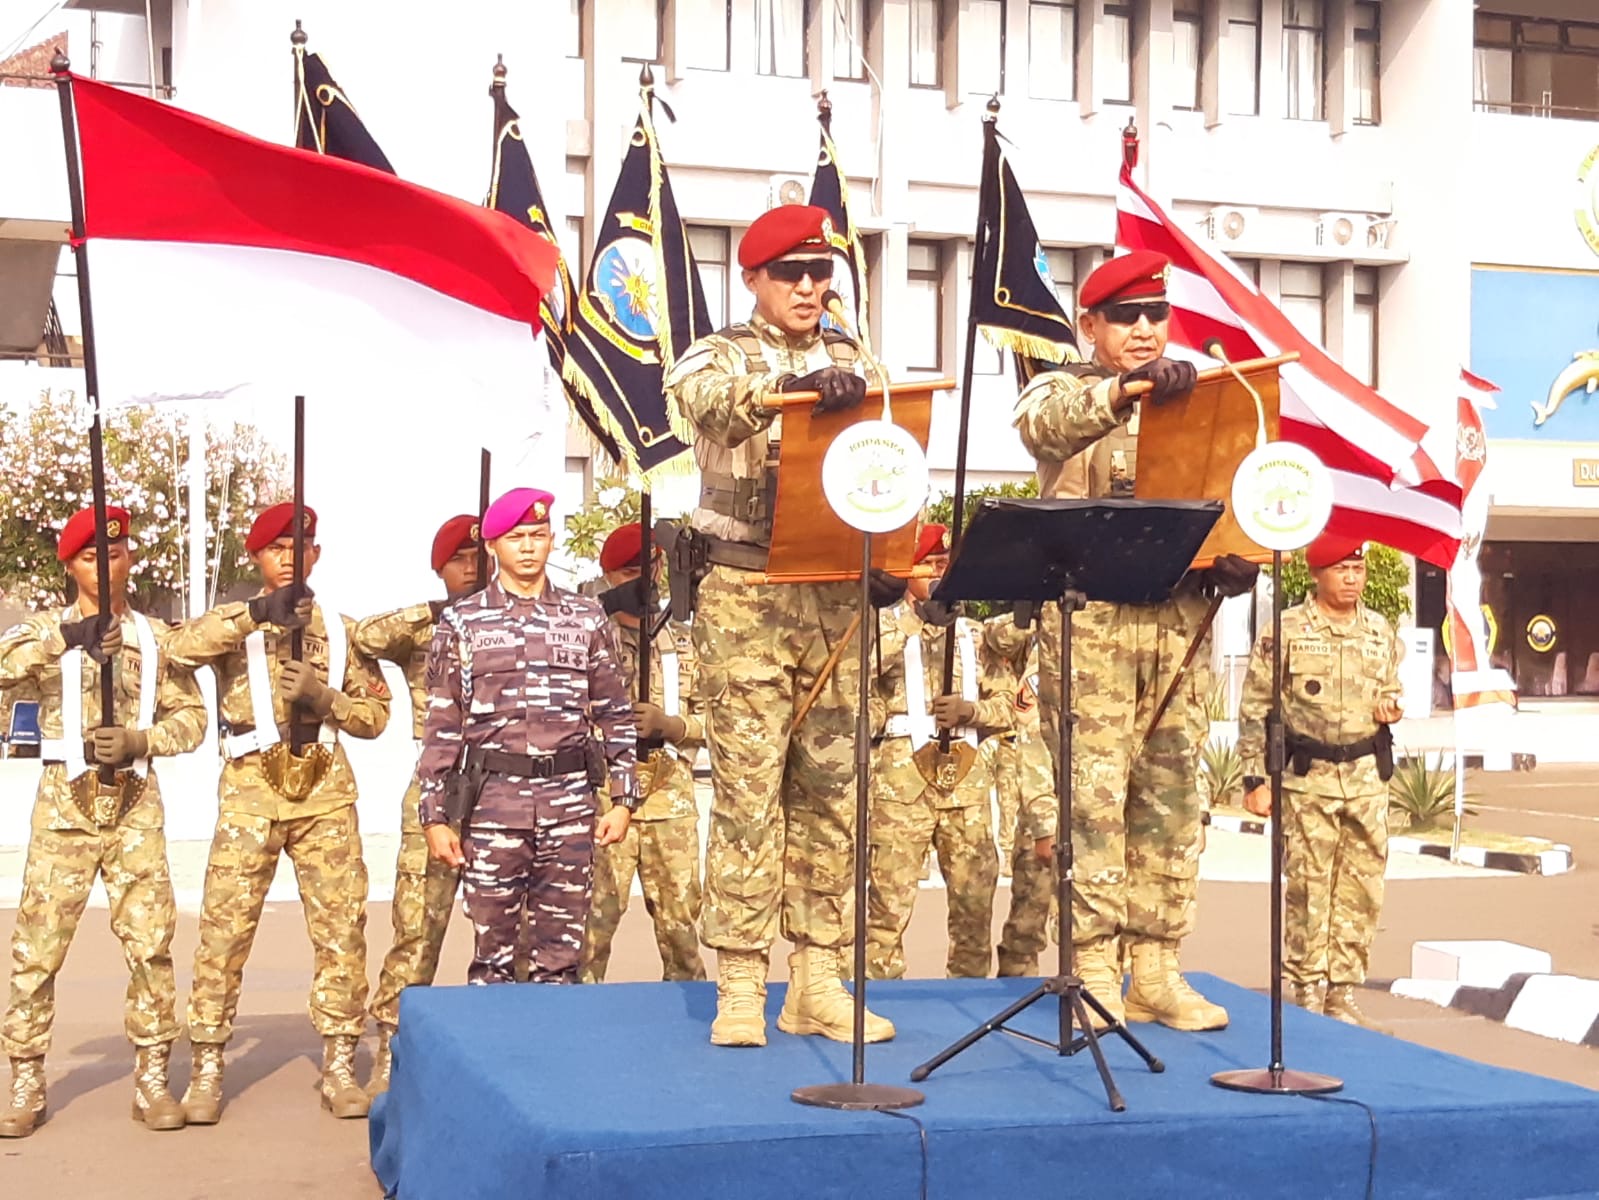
[366,1022,396,1098]
[1123,939,1229,1031]
[996,948,1039,978]
[131,1043,186,1131]
[182,1043,225,1125]
[1289,980,1327,1015]
[776,944,894,1043]
[0,1057,46,1138]
[710,949,769,1047]
[1324,986,1386,1032]
[320,1035,370,1119]
[1072,935,1125,1028]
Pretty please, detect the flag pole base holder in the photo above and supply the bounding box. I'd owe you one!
[1211,1066,1343,1095]
[791,1082,925,1111]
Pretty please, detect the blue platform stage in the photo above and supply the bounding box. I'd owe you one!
[370,975,1599,1199]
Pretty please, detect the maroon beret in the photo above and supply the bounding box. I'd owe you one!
[57,505,130,561]
[431,514,480,573]
[246,502,318,554]
[913,523,949,566]
[738,204,833,270]
[1079,250,1171,310]
[599,523,646,573]
[1305,534,1366,571]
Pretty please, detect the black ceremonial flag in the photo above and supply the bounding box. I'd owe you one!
[292,39,395,173]
[970,118,1078,365]
[564,84,711,478]
[809,102,872,354]
[487,74,623,463]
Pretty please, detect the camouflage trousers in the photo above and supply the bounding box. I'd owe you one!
[867,797,998,979]
[582,815,705,983]
[1038,599,1206,945]
[461,815,594,985]
[991,737,1020,866]
[693,567,858,952]
[369,778,460,1027]
[997,841,1059,975]
[188,806,369,1043]
[3,824,178,1057]
[1283,787,1388,987]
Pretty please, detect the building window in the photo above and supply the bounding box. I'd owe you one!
[906,239,944,371]
[1282,0,1324,121]
[833,0,867,81]
[1100,3,1133,104]
[1473,12,1599,121]
[1348,266,1378,387]
[1172,1,1202,112]
[1028,0,1075,101]
[566,0,583,58]
[1222,0,1261,116]
[968,0,1007,96]
[910,0,944,88]
[680,0,731,71]
[1045,248,1076,314]
[1353,1,1379,125]
[1279,262,1325,346]
[756,0,808,77]
[690,227,732,330]
[1231,256,1262,287]
[620,0,665,63]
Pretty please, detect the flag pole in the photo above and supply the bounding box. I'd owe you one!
[637,489,652,712]
[477,448,492,589]
[52,52,118,785]
[937,97,1001,744]
[289,395,308,753]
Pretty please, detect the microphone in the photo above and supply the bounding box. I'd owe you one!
[821,288,850,327]
[818,287,891,407]
[1202,336,1227,361]
[1202,338,1267,449]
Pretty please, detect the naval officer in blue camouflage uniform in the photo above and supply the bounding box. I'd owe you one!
[419,487,638,985]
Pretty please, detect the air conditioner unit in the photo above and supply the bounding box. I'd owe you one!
[1316,212,1363,248]
[1206,205,1258,243]
[1366,217,1398,250]
[768,174,809,209]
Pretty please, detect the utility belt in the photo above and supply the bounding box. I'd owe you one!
[442,743,591,833]
[701,534,770,572]
[878,714,976,743]
[223,722,335,801]
[699,475,776,529]
[42,757,148,827]
[1284,724,1394,781]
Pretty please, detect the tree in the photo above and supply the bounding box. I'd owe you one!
[1272,542,1413,624]
[560,472,642,580]
[0,388,288,617]
[925,476,1040,533]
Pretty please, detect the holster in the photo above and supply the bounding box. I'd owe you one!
[584,739,607,791]
[69,768,146,827]
[1374,724,1395,782]
[260,741,334,801]
[443,750,489,834]
[1283,728,1385,779]
[656,520,711,622]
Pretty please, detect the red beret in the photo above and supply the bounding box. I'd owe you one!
[914,523,949,566]
[57,505,131,561]
[245,503,318,554]
[599,523,647,574]
[1079,250,1171,310]
[1305,534,1366,571]
[431,514,480,573]
[738,204,833,270]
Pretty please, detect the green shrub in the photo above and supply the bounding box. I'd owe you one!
[1388,751,1460,830]
[1200,737,1244,807]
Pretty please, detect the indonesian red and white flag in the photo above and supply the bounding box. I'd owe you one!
[1115,165,1463,568]
[1447,369,1517,709]
[68,76,558,407]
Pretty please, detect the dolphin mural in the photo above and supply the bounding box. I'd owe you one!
[1532,350,1599,428]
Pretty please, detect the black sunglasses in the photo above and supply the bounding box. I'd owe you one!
[1095,300,1172,325]
[764,257,835,284]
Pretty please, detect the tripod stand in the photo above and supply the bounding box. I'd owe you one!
[909,497,1224,1112]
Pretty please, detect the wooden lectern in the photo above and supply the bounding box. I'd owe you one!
[1134,354,1296,567]
[754,378,954,583]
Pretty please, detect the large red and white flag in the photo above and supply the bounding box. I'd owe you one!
[1447,369,1517,709]
[1115,165,1463,567]
[68,76,558,407]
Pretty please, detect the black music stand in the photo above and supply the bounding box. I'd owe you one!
[908,497,1223,1112]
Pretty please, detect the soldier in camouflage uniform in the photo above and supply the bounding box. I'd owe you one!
[664,203,902,1047]
[167,502,391,1123]
[866,524,1009,978]
[1013,250,1258,1030]
[353,514,480,1096]
[0,506,206,1137]
[581,523,706,983]
[419,488,637,986]
[1240,536,1402,1028]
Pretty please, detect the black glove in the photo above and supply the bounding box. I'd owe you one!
[598,578,649,619]
[916,598,958,627]
[249,585,314,629]
[60,613,121,664]
[1205,554,1260,599]
[782,367,867,414]
[867,568,907,609]
[1120,357,1197,407]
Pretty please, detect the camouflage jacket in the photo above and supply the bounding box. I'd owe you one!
[166,597,390,819]
[608,616,701,821]
[665,312,862,546]
[1013,360,1140,500]
[417,579,637,828]
[0,606,206,832]
[352,602,434,739]
[1237,598,1403,799]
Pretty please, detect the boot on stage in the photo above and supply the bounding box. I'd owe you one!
[1324,985,1386,1032]
[1074,935,1125,1027]
[1123,939,1228,1030]
[1289,979,1327,1014]
[777,944,894,1043]
[711,949,769,1047]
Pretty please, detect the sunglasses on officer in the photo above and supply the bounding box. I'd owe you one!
[1093,300,1172,326]
[763,257,835,285]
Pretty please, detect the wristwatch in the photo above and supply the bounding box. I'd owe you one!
[1243,775,1266,792]
[613,793,642,811]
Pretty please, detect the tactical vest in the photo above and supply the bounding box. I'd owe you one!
[1047,362,1140,500]
[697,322,861,545]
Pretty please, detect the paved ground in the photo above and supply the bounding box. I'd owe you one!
[2,767,1595,1196]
